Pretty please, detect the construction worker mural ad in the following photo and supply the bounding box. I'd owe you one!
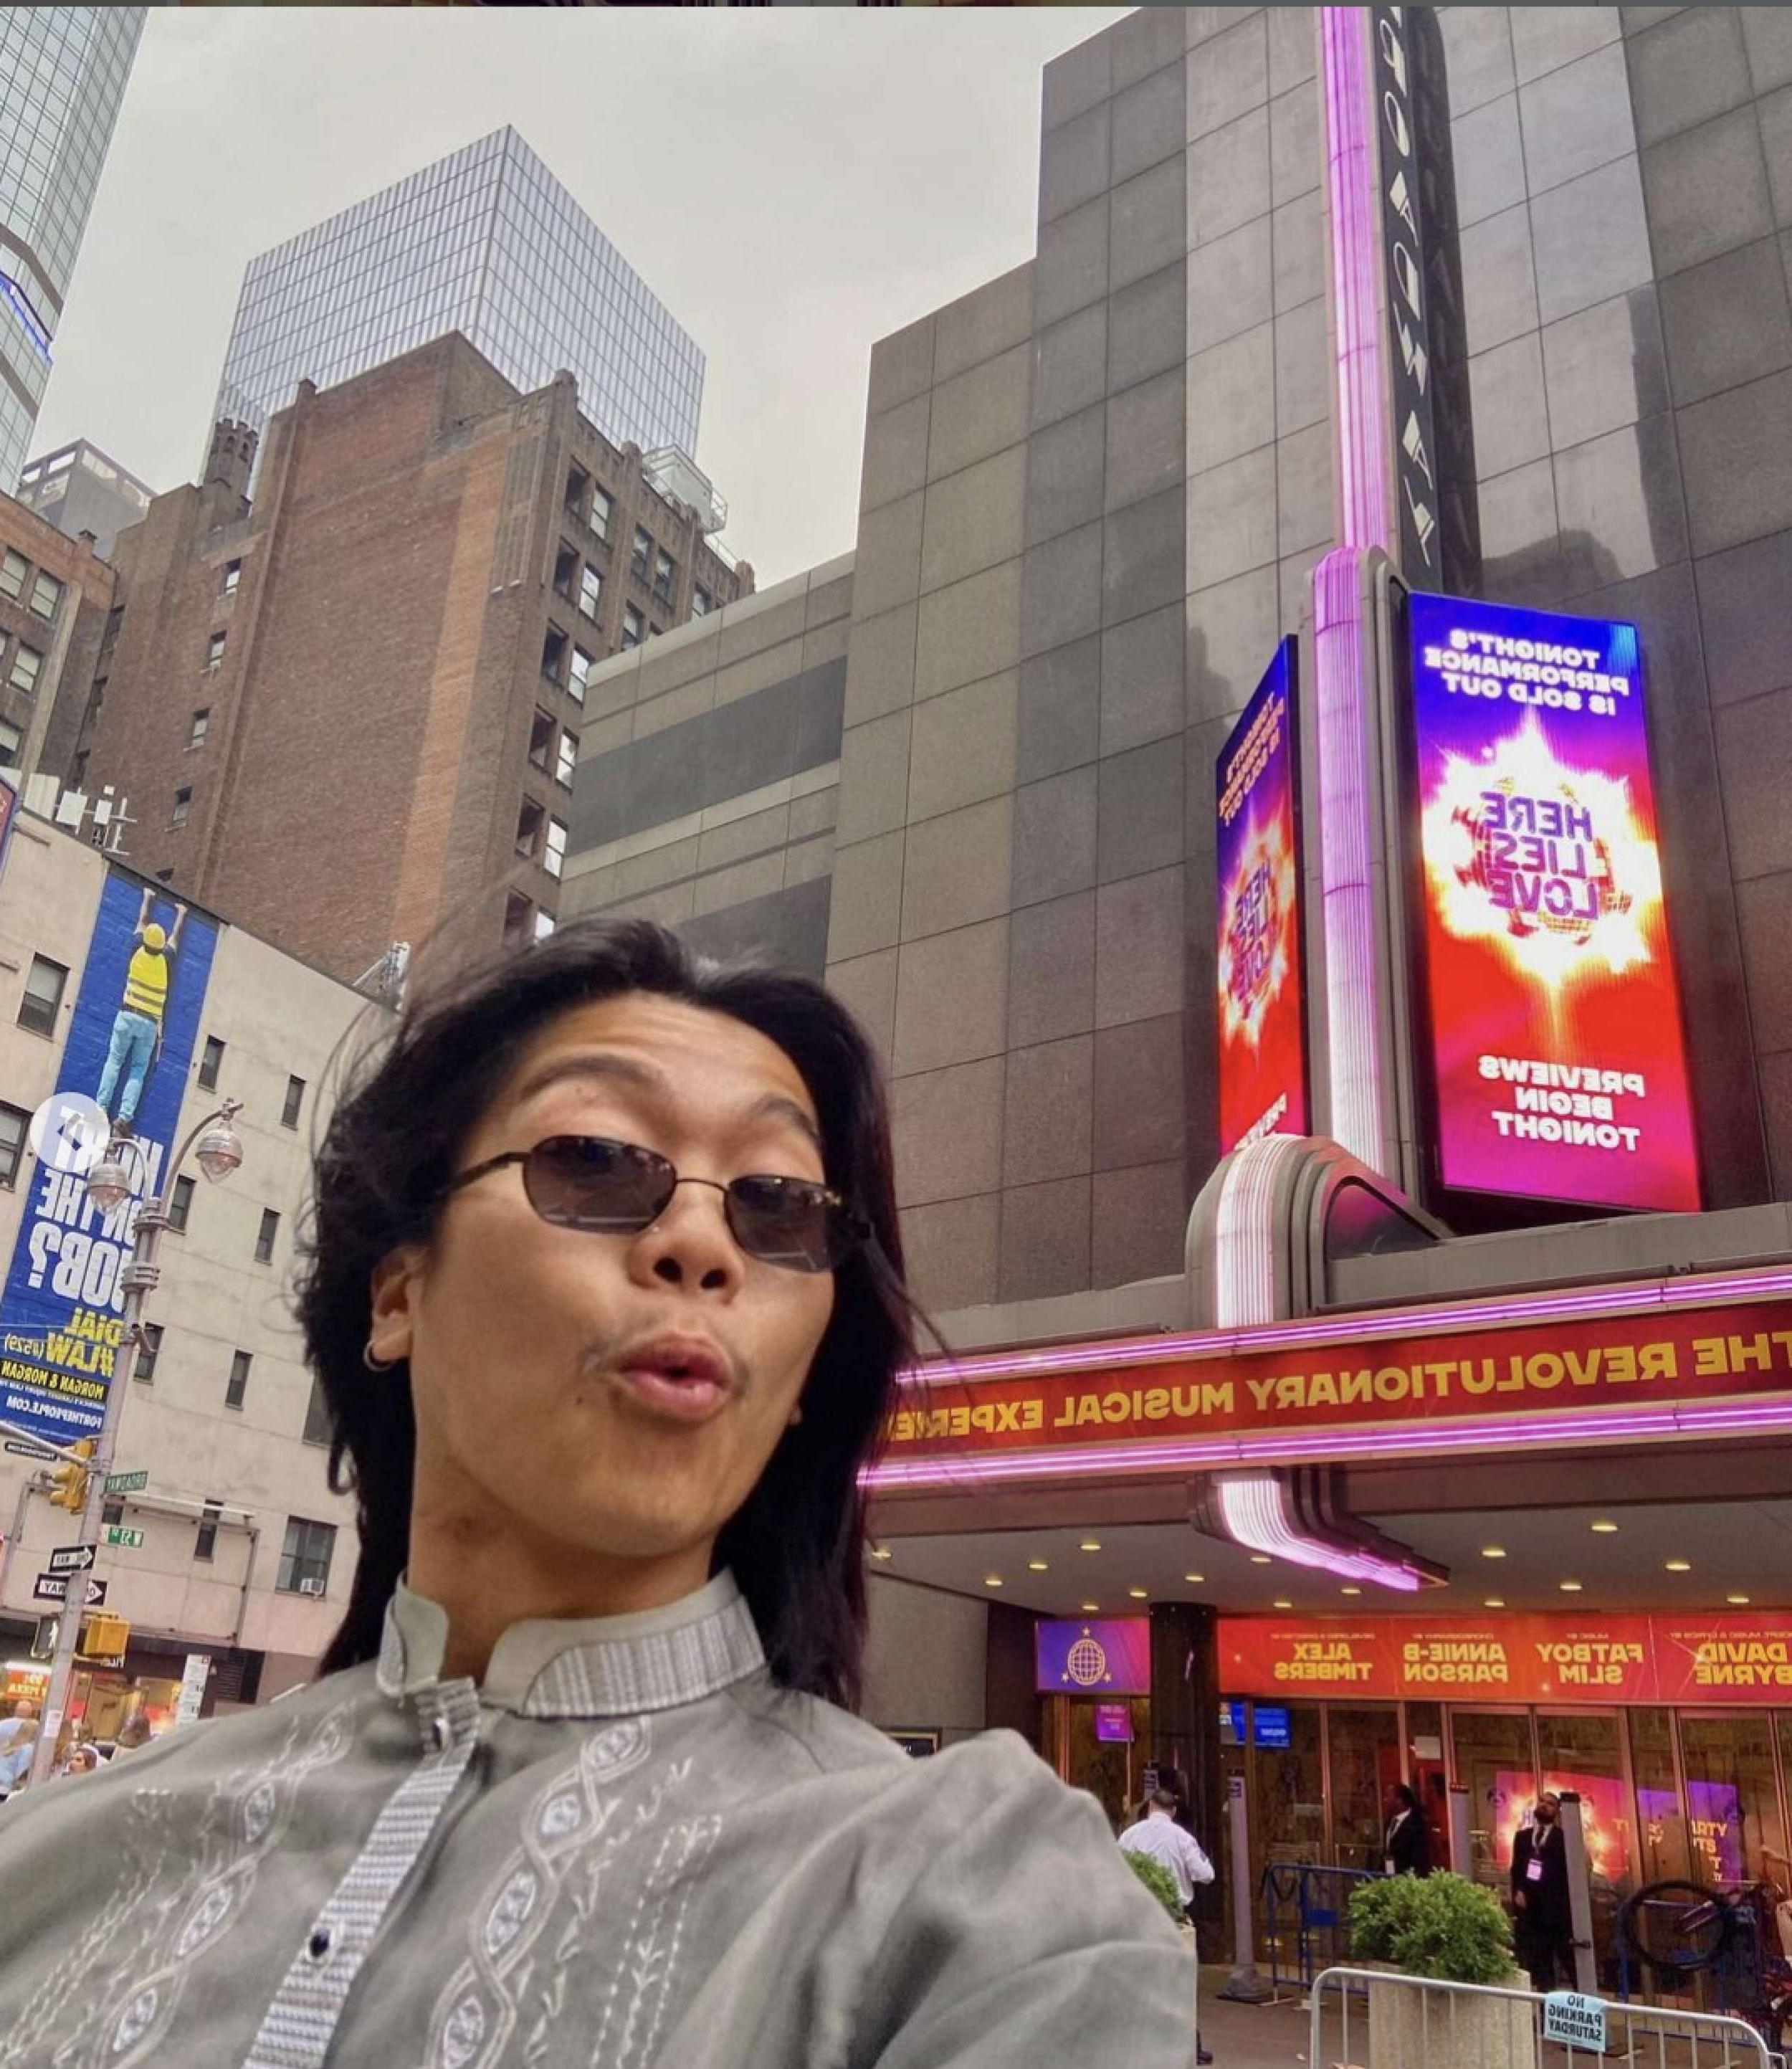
[94,888,188,1136]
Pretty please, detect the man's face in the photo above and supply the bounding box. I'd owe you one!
[1536,1794,1559,1824]
[374,994,838,1587]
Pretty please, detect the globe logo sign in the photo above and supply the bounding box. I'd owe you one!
[1064,1629,1112,1688]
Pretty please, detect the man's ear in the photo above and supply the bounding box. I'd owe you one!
[368,1245,427,1366]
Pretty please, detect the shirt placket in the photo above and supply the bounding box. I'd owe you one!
[239,1679,483,2069]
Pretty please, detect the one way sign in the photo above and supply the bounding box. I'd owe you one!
[47,1544,96,1575]
[33,1573,107,1606]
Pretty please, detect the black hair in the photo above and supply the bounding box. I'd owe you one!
[1391,1782,1419,1812]
[295,916,921,1711]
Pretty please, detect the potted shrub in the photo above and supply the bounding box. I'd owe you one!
[1349,1872,1531,2069]
[1122,1849,1189,1931]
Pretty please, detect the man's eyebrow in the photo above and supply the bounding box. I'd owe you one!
[513,1052,824,1152]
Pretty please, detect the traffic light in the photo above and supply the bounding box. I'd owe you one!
[30,1615,58,1662]
[48,1439,95,1514]
[77,1612,129,1661]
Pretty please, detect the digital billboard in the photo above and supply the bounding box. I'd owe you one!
[1034,1619,1151,1698]
[1407,593,1697,1212]
[1216,639,1307,1155]
[0,872,218,1447]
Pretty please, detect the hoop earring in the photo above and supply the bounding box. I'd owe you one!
[363,1340,400,1374]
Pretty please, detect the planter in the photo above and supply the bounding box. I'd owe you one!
[1365,1966,1533,2069]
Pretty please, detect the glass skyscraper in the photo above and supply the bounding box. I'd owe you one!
[213,127,705,470]
[0,6,146,491]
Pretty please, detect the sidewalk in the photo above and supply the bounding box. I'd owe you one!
[1196,1966,1314,2069]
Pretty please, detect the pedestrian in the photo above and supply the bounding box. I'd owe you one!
[1120,1787,1217,2065]
[1383,1781,1431,1877]
[1511,1791,1576,1992]
[113,1711,153,1753]
[0,917,1194,2065]
[61,1745,103,1778]
[0,1706,38,1801]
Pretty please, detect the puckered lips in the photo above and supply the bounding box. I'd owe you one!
[607,1332,738,1425]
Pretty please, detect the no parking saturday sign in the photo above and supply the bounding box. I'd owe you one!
[1542,1992,1606,2050]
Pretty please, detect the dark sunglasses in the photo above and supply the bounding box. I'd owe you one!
[442,1133,871,1274]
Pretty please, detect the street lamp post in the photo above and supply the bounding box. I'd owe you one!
[24,1100,244,1788]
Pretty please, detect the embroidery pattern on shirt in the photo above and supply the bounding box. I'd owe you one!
[421,1718,718,2069]
[0,1702,356,2069]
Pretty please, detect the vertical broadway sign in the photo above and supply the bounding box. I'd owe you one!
[1407,594,1698,1213]
[1372,5,1441,582]
[1216,640,1308,1155]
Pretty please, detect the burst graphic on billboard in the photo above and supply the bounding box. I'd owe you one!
[1407,594,1697,1213]
[1217,639,1307,1155]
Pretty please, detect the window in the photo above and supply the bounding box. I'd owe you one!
[205,631,227,670]
[692,586,712,617]
[579,563,602,619]
[194,1499,223,1564]
[503,891,533,947]
[254,1209,280,1265]
[171,787,192,830]
[0,551,25,601]
[652,548,676,606]
[19,955,67,1037]
[221,559,241,599]
[591,487,613,543]
[0,1102,27,1187]
[630,527,652,582]
[197,1034,224,1089]
[302,1372,333,1447]
[168,1174,196,1232]
[102,1497,124,1527]
[515,796,544,862]
[0,718,19,764]
[564,465,589,521]
[282,1075,305,1130]
[277,1516,337,1596]
[27,570,62,622]
[533,910,556,943]
[541,627,567,685]
[189,708,210,749]
[555,729,576,788]
[70,750,87,788]
[134,1322,163,1381]
[9,644,42,695]
[553,543,578,599]
[224,1350,252,1411]
[528,706,555,771]
[622,606,644,650]
[545,818,567,879]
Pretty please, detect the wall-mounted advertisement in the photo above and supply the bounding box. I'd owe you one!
[1406,593,1698,1213]
[1216,638,1308,1156]
[1035,1618,1151,1698]
[0,872,218,1447]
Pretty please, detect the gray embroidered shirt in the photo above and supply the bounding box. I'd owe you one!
[0,1572,1196,2068]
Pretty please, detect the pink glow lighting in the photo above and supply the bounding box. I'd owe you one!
[1215,1136,1305,1326]
[1216,1474,1426,1589]
[1321,5,1392,555]
[862,1395,1792,1493]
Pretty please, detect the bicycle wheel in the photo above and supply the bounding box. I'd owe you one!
[1620,1880,1733,1979]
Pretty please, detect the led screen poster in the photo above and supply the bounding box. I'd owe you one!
[0,872,218,1447]
[1216,639,1307,1155]
[1406,594,1697,1213]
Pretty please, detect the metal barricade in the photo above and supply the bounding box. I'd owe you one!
[1262,1864,1378,1997]
[1310,1963,1784,2069]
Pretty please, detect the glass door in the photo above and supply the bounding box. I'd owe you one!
[1452,1709,1535,1894]
[1328,1705,1404,1872]
[1537,1710,1628,1988]
[1630,1707,1692,1886]
[1679,1711,1787,1885]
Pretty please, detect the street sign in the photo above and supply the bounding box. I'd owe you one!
[103,1526,145,1549]
[46,1544,96,1574]
[32,1573,107,1606]
[104,1469,148,1495]
[175,1652,209,1726]
[1543,1994,1606,2051]
[4,1440,52,1460]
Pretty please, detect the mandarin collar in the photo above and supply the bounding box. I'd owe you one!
[376,1569,766,1718]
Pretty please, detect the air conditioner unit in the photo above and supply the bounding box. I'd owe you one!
[297,1578,324,1597]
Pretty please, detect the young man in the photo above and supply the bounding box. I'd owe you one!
[1383,1781,1431,1877]
[95,883,188,1136]
[1119,1789,1216,2065]
[0,920,1195,2065]
[1511,1790,1575,1992]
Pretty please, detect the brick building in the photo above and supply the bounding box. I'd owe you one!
[0,490,116,791]
[67,332,750,987]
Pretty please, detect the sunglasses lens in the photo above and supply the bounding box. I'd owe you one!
[727,1175,847,1272]
[525,1136,670,1231]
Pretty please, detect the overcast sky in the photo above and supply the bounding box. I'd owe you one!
[32,7,1133,586]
